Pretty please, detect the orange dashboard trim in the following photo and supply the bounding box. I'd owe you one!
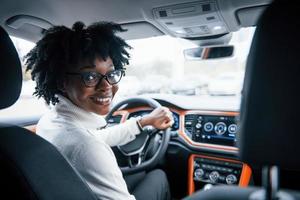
[113,110,130,123]
[187,154,252,195]
[113,107,240,152]
[24,125,37,133]
[188,155,196,195]
[239,164,252,187]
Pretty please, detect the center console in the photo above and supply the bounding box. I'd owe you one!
[188,154,251,195]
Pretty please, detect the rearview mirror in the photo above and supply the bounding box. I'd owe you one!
[184,45,234,60]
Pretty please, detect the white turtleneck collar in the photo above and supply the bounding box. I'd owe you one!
[54,94,108,130]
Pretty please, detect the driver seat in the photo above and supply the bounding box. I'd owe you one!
[0,26,97,199]
[185,0,300,199]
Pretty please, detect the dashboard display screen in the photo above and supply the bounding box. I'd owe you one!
[199,116,237,146]
[185,114,237,146]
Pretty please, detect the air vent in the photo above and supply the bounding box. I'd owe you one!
[107,115,122,125]
[184,114,196,137]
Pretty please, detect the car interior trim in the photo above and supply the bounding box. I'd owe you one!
[113,107,239,153]
[187,154,252,195]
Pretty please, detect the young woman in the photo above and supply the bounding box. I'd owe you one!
[26,21,173,200]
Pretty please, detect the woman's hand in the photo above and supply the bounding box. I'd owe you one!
[139,107,174,130]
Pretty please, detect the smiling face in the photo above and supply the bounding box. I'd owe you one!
[64,57,119,115]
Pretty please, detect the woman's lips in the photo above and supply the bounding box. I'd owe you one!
[90,96,112,105]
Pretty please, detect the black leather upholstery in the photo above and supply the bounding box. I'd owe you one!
[0,26,97,199]
[0,26,22,109]
[0,124,97,200]
[238,0,300,170]
[184,0,300,199]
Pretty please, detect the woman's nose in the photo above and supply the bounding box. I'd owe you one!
[95,78,112,91]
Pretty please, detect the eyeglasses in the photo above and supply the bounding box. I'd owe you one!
[66,69,125,87]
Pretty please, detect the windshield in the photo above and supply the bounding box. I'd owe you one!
[0,27,255,121]
[117,27,255,99]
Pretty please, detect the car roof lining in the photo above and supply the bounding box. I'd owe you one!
[0,0,272,42]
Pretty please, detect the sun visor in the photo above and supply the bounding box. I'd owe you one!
[117,22,164,40]
[236,5,268,27]
[5,15,53,42]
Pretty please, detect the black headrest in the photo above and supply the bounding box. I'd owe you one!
[239,1,300,170]
[0,26,22,109]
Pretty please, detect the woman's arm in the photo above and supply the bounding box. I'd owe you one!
[90,106,174,147]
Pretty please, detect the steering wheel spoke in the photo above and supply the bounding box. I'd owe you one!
[127,152,144,168]
[146,127,160,137]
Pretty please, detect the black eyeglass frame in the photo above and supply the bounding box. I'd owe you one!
[66,69,125,87]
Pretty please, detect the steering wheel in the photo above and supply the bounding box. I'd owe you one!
[106,97,171,175]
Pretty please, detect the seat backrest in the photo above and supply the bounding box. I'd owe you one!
[0,26,22,109]
[184,0,300,199]
[0,26,97,200]
[238,0,300,170]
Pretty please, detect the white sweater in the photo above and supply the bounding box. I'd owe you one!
[36,94,141,200]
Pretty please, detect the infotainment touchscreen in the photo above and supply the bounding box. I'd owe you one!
[191,115,238,146]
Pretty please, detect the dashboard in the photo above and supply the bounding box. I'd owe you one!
[105,96,251,195]
[127,110,238,147]
[109,98,239,154]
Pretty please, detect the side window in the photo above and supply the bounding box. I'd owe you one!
[0,36,49,124]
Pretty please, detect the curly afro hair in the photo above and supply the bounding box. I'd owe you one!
[25,21,131,105]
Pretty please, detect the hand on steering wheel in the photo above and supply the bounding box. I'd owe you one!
[105,97,172,175]
[138,106,174,130]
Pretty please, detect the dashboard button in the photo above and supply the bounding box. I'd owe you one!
[194,168,205,179]
[226,174,237,184]
[195,123,202,129]
[204,122,214,132]
[228,124,237,134]
[209,171,220,183]
[214,122,227,135]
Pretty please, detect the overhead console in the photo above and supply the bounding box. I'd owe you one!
[153,1,229,38]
